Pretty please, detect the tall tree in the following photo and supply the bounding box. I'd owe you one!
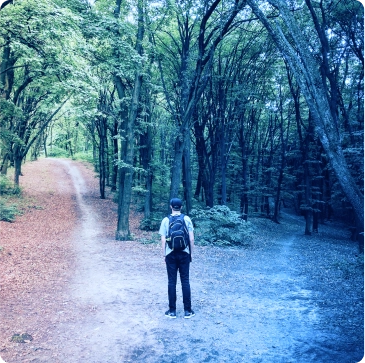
[156,0,246,213]
[116,0,146,240]
[246,0,364,226]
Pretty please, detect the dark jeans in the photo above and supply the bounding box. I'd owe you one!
[165,250,191,311]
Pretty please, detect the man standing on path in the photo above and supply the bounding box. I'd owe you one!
[159,198,195,319]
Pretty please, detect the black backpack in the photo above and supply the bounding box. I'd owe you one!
[167,214,189,251]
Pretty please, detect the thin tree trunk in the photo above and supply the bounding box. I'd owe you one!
[304,160,313,235]
[0,152,9,175]
[140,122,153,219]
[182,134,192,214]
[13,150,22,186]
[273,86,288,224]
[110,119,118,191]
[0,40,15,100]
[169,135,184,208]
[98,119,106,199]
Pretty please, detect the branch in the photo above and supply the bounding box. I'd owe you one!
[23,95,71,156]
[0,0,13,10]
[13,77,33,106]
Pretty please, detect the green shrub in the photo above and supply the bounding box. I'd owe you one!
[139,232,160,244]
[0,199,21,222]
[47,146,69,158]
[73,151,94,163]
[0,174,13,195]
[190,205,254,247]
[140,214,163,231]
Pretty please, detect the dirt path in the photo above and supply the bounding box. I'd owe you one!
[0,159,363,363]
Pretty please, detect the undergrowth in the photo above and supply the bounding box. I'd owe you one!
[0,174,22,222]
[190,205,255,247]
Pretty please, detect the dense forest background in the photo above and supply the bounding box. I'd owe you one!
[0,0,363,241]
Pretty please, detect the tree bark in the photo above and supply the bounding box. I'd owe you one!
[13,148,22,186]
[110,119,118,191]
[0,40,15,100]
[140,121,153,219]
[273,86,289,224]
[182,134,193,214]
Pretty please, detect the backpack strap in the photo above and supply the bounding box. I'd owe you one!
[180,214,192,260]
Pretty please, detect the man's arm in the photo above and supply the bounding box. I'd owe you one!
[189,231,194,257]
[159,217,168,258]
[161,235,166,257]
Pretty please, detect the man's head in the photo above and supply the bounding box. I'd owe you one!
[170,197,182,211]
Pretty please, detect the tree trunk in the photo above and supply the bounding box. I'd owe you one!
[43,132,48,158]
[240,130,249,221]
[0,40,15,100]
[110,119,118,191]
[116,0,144,240]
[13,152,22,186]
[169,134,184,209]
[193,120,207,201]
[116,69,143,239]
[182,134,192,214]
[0,152,9,175]
[304,160,313,235]
[220,128,227,205]
[273,163,284,224]
[273,87,288,224]
[140,122,153,219]
[98,121,106,199]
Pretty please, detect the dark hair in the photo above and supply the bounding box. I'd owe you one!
[170,197,182,210]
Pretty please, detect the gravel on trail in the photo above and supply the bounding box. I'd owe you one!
[0,158,363,363]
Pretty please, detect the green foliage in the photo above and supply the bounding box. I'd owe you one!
[190,205,255,247]
[140,214,163,231]
[139,232,160,245]
[0,174,21,222]
[47,147,69,158]
[73,151,94,163]
[0,199,21,222]
[0,175,13,195]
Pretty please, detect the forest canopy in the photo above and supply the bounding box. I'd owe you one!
[0,0,363,239]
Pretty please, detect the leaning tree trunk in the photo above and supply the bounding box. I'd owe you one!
[247,0,364,226]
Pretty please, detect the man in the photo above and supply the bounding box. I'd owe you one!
[159,198,195,319]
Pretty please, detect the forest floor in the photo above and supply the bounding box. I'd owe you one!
[0,158,363,363]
